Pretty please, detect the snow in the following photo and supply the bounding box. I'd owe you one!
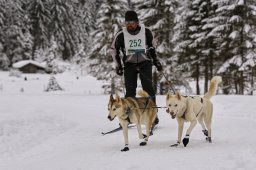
[229,31,239,39]
[0,71,256,170]
[237,0,244,5]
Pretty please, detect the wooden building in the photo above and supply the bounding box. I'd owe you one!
[12,60,47,73]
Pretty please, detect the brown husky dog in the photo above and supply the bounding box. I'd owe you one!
[166,76,222,147]
[107,90,157,152]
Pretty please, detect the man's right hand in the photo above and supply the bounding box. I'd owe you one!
[116,65,123,76]
[153,59,163,71]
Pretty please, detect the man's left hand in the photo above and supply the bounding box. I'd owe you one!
[153,60,163,71]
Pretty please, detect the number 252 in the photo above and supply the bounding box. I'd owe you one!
[129,39,142,47]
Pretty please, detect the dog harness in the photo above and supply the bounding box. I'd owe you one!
[195,98,204,117]
[124,107,132,124]
[181,97,204,119]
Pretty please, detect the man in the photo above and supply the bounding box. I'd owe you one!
[109,10,162,126]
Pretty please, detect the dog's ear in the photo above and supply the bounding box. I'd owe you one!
[109,94,114,102]
[115,93,121,103]
[176,91,181,100]
[166,93,170,100]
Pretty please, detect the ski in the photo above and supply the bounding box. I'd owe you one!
[101,125,136,135]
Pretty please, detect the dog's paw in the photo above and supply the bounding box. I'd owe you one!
[182,135,190,147]
[121,147,129,152]
[206,137,212,143]
[202,130,208,136]
[140,141,147,146]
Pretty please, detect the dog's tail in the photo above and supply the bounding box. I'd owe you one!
[138,90,150,97]
[204,76,222,100]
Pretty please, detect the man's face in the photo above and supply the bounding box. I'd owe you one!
[125,21,139,31]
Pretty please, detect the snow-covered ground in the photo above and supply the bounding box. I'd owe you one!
[0,71,256,170]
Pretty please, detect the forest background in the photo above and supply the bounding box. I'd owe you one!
[0,0,255,95]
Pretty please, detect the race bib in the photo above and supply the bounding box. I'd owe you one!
[123,24,146,55]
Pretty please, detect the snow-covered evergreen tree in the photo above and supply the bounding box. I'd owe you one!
[132,0,179,93]
[0,0,4,63]
[88,0,129,81]
[135,0,178,57]
[0,1,9,70]
[192,0,217,92]
[45,75,64,92]
[72,44,87,75]
[217,0,256,94]
[0,0,33,64]
[173,0,204,94]
[0,0,95,68]
[173,0,225,94]
[45,36,63,73]
[72,0,95,56]
[0,44,9,70]
[27,0,51,59]
[49,0,77,60]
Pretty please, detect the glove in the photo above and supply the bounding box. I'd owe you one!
[116,65,123,76]
[153,60,163,71]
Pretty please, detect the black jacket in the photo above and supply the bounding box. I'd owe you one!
[109,25,158,67]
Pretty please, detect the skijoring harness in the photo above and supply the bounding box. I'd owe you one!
[124,96,154,123]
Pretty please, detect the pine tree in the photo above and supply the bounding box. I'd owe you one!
[27,0,51,59]
[133,0,179,93]
[173,0,223,94]
[88,0,129,81]
[194,0,217,92]
[0,1,9,70]
[72,44,87,75]
[136,0,178,57]
[45,36,62,73]
[0,0,33,64]
[72,0,95,55]
[0,44,9,70]
[208,0,236,94]
[45,75,64,92]
[217,0,256,94]
[173,0,204,94]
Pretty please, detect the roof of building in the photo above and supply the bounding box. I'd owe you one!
[12,60,47,69]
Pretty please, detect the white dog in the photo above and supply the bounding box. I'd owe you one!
[166,76,222,147]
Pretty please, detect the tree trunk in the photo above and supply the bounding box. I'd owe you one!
[222,73,230,94]
[239,71,244,95]
[250,67,254,95]
[204,56,209,94]
[234,73,239,94]
[110,78,115,94]
[209,54,213,79]
[196,63,200,95]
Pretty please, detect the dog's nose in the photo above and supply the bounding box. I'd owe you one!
[107,115,111,120]
[169,111,176,119]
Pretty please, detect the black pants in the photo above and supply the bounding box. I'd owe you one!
[124,61,155,101]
